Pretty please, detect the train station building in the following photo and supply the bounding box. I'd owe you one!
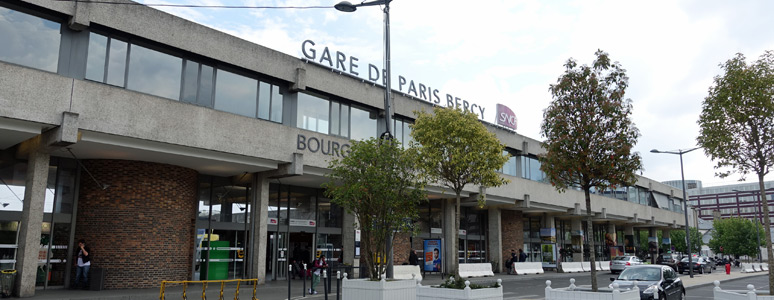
[0,0,687,296]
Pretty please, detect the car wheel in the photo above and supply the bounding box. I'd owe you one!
[658,292,666,300]
[708,266,712,274]
[699,267,704,274]
[679,289,685,300]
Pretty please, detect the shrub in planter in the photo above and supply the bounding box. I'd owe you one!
[417,276,503,300]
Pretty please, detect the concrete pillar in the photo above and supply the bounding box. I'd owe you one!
[571,218,583,262]
[342,211,357,277]
[487,207,502,272]
[649,228,658,264]
[624,225,635,254]
[662,229,671,254]
[14,151,50,297]
[248,174,270,284]
[443,198,456,275]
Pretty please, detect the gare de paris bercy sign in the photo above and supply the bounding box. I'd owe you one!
[300,40,486,119]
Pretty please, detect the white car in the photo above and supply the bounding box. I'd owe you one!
[610,255,643,274]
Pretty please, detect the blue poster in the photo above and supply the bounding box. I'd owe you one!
[423,239,442,272]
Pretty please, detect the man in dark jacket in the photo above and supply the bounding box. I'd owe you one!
[519,249,527,262]
[408,250,419,266]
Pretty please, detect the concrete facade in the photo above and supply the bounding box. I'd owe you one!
[0,0,689,296]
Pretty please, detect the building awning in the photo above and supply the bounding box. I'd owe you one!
[652,192,670,209]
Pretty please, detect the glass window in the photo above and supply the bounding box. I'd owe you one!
[181,60,199,103]
[106,38,128,87]
[330,102,340,136]
[500,150,517,176]
[0,7,61,72]
[127,44,182,100]
[270,85,283,123]
[296,93,329,134]
[215,69,258,118]
[85,33,107,81]
[198,65,214,107]
[350,106,377,141]
[394,119,404,145]
[258,82,271,120]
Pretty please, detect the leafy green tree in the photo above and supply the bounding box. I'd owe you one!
[709,217,764,258]
[323,138,427,280]
[670,227,702,254]
[540,50,643,291]
[410,107,509,277]
[697,51,774,292]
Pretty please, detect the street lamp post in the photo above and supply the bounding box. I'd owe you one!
[733,189,763,263]
[651,147,700,278]
[335,0,395,279]
[335,0,393,140]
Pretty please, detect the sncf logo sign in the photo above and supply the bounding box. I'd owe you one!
[496,104,517,131]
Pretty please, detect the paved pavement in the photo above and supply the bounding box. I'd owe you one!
[23,267,769,300]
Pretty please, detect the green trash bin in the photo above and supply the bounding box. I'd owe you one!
[0,270,16,298]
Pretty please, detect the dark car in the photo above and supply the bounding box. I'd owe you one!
[610,265,685,300]
[656,254,678,270]
[677,256,712,274]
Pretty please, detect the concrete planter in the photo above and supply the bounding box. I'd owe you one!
[713,280,774,300]
[341,277,417,300]
[417,279,503,300]
[545,279,640,300]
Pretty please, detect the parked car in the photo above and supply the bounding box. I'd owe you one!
[704,256,717,270]
[677,256,712,274]
[610,255,644,274]
[610,265,685,300]
[656,254,678,270]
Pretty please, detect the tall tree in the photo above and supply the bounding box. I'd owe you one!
[709,217,764,259]
[323,138,427,280]
[670,227,702,254]
[540,50,642,291]
[410,107,509,277]
[697,51,774,293]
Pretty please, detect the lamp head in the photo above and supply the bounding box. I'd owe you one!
[334,1,357,12]
[650,149,660,153]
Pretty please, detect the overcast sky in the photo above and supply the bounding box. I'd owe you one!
[140,0,774,188]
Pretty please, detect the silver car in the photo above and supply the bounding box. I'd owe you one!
[610,255,643,274]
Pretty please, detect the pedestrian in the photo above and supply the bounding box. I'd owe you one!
[409,249,419,266]
[309,255,327,295]
[507,249,517,274]
[519,249,527,262]
[73,239,92,289]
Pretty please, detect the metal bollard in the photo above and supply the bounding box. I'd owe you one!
[303,263,307,297]
[336,271,341,300]
[323,270,329,300]
[288,264,293,300]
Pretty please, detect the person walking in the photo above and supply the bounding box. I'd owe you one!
[309,255,327,295]
[519,249,527,262]
[409,249,419,266]
[73,239,92,289]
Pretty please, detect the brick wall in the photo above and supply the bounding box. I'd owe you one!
[391,232,412,265]
[500,210,523,265]
[76,160,198,289]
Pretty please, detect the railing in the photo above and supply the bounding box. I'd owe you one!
[159,279,259,300]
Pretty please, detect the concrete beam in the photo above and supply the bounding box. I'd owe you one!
[291,68,306,91]
[68,0,91,30]
[266,153,303,178]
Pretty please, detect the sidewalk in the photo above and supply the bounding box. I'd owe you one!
[23,268,767,300]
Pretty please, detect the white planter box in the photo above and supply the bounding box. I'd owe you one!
[416,279,503,300]
[545,279,640,300]
[342,277,418,300]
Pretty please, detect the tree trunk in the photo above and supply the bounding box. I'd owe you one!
[758,175,773,295]
[585,189,598,291]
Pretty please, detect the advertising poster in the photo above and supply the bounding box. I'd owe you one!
[648,237,658,253]
[541,243,557,268]
[624,235,635,253]
[540,228,556,243]
[423,239,442,272]
[610,246,624,257]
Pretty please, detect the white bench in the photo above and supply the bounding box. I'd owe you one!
[762,264,769,271]
[561,262,584,273]
[393,265,422,281]
[598,261,611,271]
[458,263,494,278]
[741,263,756,273]
[513,262,544,275]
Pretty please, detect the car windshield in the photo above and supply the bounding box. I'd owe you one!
[618,268,661,281]
[613,256,630,261]
[681,257,699,262]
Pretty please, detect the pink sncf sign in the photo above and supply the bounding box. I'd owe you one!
[496,104,517,131]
